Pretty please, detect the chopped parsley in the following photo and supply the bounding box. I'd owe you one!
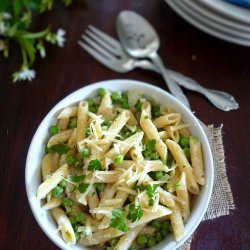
[127,204,143,222]
[77,183,89,193]
[145,184,159,206]
[69,175,86,183]
[48,142,71,155]
[110,208,128,232]
[88,159,102,171]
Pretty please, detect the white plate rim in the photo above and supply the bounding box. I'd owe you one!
[186,0,250,32]
[201,0,250,24]
[166,0,250,46]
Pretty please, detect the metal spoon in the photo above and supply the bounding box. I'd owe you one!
[117,10,239,111]
[117,10,191,109]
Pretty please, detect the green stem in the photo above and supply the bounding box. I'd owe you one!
[20,43,28,67]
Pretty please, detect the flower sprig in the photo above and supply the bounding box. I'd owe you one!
[0,0,72,82]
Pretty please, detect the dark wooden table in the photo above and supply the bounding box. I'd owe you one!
[0,0,249,249]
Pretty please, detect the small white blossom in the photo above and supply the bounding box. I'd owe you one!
[55,28,66,47]
[3,12,12,20]
[0,22,7,36]
[39,46,46,58]
[13,67,36,82]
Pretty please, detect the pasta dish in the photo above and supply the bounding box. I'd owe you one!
[37,88,205,249]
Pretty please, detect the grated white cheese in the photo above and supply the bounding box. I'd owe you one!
[87,112,104,124]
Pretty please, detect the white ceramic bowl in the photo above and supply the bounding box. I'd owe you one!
[25,79,214,250]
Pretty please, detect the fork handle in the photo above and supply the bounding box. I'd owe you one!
[149,52,191,109]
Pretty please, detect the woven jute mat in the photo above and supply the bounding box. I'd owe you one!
[179,125,235,250]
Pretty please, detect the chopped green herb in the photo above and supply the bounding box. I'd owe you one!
[74,231,81,241]
[69,216,77,225]
[144,115,149,119]
[66,154,77,165]
[137,235,148,246]
[129,245,137,250]
[135,100,143,112]
[80,148,90,158]
[150,152,159,160]
[69,175,86,183]
[78,183,89,193]
[179,136,190,148]
[154,171,164,180]
[69,119,77,129]
[52,186,64,197]
[49,142,71,155]
[49,125,59,135]
[85,128,91,136]
[110,208,128,233]
[114,154,124,164]
[145,184,159,206]
[156,232,163,242]
[88,159,102,171]
[95,183,105,192]
[98,88,106,97]
[128,194,135,203]
[89,105,97,113]
[45,146,53,154]
[132,185,145,191]
[127,204,143,222]
[102,118,112,127]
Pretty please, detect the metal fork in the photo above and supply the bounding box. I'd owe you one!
[78,25,239,112]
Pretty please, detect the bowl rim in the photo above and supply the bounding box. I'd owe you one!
[25,79,214,250]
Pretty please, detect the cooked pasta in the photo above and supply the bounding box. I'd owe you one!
[37,88,205,248]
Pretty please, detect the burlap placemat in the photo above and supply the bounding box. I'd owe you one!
[179,125,235,250]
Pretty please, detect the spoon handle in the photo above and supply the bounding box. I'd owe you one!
[149,53,191,109]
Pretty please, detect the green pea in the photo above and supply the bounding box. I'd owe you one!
[87,98,95,106]
[111,92,121,102]
[151,220,161,229]
[88,105,97,113]
[183,147,190,159]
[52,186,64,197]
[156,232,163,242]
[129,245,137,250]
[75,213,85,223]
[74,231,81,241]
[147,236,156,247]
[179,136,190,148]
[59,179,67,189]
[66,154,77,165]
[85,128,91,136]
[137,235,148,246]
[154,171,164,180]
[62,197,72,207]
[161,220,170,231]
[98,88,106,97]
[110,237,119,247]
[95,183,105,192]
[150,153,159,160]
[114,154,124,164]
[69,119,77,129]
[121,99,129,109]
[69,216,77,225]
[81,148,90,158]
[49,125,59,135]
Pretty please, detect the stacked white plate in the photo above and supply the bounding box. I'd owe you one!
[165,0,250,46]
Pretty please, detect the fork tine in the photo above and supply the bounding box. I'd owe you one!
[85,29,120,56]
[78,40,125,73]
[81,35,115,60]
[88,25,121,51]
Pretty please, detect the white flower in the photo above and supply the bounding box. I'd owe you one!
[0,22,7,36]
[3,12,12,20]
[55,28,66,47]
[13,67,36,82]
[39,46,46,58]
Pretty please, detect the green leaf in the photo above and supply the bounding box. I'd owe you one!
[110,208,128,233]
[20,27,50,39]
[127,204,143,222]
[145,184,159,206]
[14,0,22,17]
[0,0,11,12]
[49,142,71,155]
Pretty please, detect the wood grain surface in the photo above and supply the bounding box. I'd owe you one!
[0,0,249,249]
